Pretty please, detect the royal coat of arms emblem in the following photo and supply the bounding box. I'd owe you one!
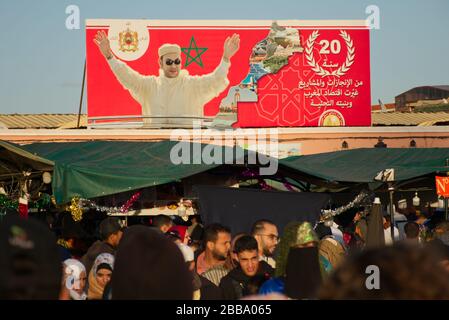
[119,28,138,52]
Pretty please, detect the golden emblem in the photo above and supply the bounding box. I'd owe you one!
[319,110,345,127]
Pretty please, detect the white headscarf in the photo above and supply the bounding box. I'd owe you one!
[63,259,87,300]
[92,253,115,275]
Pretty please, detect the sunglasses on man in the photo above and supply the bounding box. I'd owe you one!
[165,58,181,66]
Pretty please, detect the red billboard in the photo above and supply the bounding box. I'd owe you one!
[86,20,371,128]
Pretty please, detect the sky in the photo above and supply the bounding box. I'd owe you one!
[0,0,448,114]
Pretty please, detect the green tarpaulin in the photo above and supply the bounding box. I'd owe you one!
[22,141,248,204]
[280,148,449,183]
[12,140,449,204]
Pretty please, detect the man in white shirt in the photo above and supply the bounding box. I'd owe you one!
[93,31,240,127]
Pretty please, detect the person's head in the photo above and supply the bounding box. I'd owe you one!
[189,215,202,226]
[404,222,420,240]
[152,215,173,233]
[0,215,62,299]
[319,244,449,299]
[60,213,84,246]
[234,235,259,277]
[203,223,231,261]
[92,253,114,289]
[95,263,112,288]
[62,259,87,300]
[435,221,449,234]
[158,44,182,78]
[112,225,193,299]
[426,239,449,274]
[251,219,279,257]
[99,217,123,248]
[434,221,449,246]
[230,233,246,267]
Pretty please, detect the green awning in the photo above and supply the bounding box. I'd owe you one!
[280,148,449,183]
[0,141,54,181]
[23,141,247,204]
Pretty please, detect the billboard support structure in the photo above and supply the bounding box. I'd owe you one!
[77,60,87,128]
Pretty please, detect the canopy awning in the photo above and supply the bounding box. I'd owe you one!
[22,141,251,204]
[280,148,449,183]
[0,140,54,181]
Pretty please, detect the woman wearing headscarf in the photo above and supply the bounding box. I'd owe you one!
[87,253,114,300]
[60,259,87,300]
[318,235,346,272]
[259,221,324,299]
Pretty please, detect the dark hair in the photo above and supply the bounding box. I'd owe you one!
[404,222,420,238]
[436,221,449,233]
[251,219,275,236]
[234,235,258,254]
[189,215,202,224]
[203,223,231,247]
[151,215,173,229]
[96,263,113,273]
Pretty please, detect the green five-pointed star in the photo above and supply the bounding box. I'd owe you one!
[181,36,208,67]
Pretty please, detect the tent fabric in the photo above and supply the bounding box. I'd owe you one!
[0,140,54,181]
[195,185,330,234]
[280,148,449,183]
[22,141,247,204]
[365,203,385,249]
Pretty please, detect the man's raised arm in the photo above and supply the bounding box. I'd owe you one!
[94,30,114,60]
[190,33,240,104]
[222,33,240,63]
[93,30,149,100]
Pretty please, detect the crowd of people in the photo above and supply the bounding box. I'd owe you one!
[2,204,449,300]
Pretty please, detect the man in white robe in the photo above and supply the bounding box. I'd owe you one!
[94,31,240,127]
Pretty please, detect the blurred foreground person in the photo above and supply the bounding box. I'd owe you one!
[0,215,61,299]
[319,244,449,299]
[425,238,449,274]
[260,221,324,299]
[167,227,201,299]
[111,225,193,299]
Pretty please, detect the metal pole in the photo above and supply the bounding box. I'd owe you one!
[446,159,449,221]
[388,183,395,243]
[77,60,87,128]
[445,197,448,221]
